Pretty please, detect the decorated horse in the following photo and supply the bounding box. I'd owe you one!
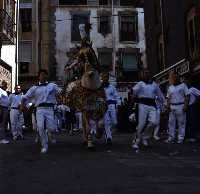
[65,23,107,149]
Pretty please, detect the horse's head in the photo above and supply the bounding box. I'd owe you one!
[81,68,101,90]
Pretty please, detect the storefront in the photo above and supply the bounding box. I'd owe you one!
[0,59,12,91]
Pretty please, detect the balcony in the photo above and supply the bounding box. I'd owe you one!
[0,9,15,45]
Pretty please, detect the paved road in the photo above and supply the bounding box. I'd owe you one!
[0,133,200,194]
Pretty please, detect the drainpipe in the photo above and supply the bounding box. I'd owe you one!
[38,0,41,70]
[160,0,166,69]
[15,0,19,85]
[111,0,116,76]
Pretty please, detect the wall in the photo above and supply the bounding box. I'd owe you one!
[55,6,146,81]
[144,0,200,76]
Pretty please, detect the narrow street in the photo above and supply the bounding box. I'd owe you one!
[0,133,200,194]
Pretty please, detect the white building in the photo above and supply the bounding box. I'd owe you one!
[0,0,17,91]
[55,0,146,84]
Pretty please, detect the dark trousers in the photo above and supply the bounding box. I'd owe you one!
[0,107,9,139]
[186,103,200,139]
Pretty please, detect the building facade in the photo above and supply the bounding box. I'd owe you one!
[144,0,200,90]
[0,0,16,91]
[55,0,146,86]
[18,0,33,88]
[18,0,145,88]
[18,0,57,89]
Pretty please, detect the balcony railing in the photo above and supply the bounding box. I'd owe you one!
[153,59,190,85]
[0,9,15,45]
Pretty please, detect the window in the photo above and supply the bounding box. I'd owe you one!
[120,0,133,6]
[98,51,112,71]
[99,0,110,5]
[19,62,29,74]
[20,8,32,32]
[18,41,32,74]
[121,53,138,71]
[99,15,111,36]
[119,14,138,42]
[59,0,87,5]
[71,13,90,42]
[18,41,32,63]
[187,7,200,59]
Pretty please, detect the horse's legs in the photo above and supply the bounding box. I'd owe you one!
[82,113,95,148]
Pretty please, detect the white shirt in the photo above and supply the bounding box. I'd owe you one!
[132,81,164,100]
[22,82,62,106]
[0,88,9,107]
[8,93,23,108]
[167,83,188,104]
[187,87,200,105]
[104,84,121,105]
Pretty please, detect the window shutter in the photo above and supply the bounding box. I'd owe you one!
[122,53,137,71]
[71,14,89,42]
[18,41,32,62]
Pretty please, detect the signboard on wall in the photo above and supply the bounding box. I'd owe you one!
[0,61,12,91]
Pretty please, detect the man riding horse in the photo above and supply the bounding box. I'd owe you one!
[65,22,107,149]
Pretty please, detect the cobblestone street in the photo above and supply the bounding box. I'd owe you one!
[0,133,200,194]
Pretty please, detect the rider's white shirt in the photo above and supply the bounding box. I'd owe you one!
[23,83,62,106]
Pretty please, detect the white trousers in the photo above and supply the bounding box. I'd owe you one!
[135,104,157,144]
[10,109,24,137]
[32,113,37,131]
[154,109,161,137]
[36,107,57,149]
[168,105,186,141]
[56,113,62,131]
[75,112,83,130]
[104,104,117,140]
[89,119,97,135]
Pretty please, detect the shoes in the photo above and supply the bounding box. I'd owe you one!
[0,139,10,144]
[132,143,139,149]
[13,135,18,141]
[40,147,48,154]
[165,138,175,144]
[142,139,149,147]
[73,128,80,132]
[13,135,24,141]
[177,139,184,144]
[153,136,160,141]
